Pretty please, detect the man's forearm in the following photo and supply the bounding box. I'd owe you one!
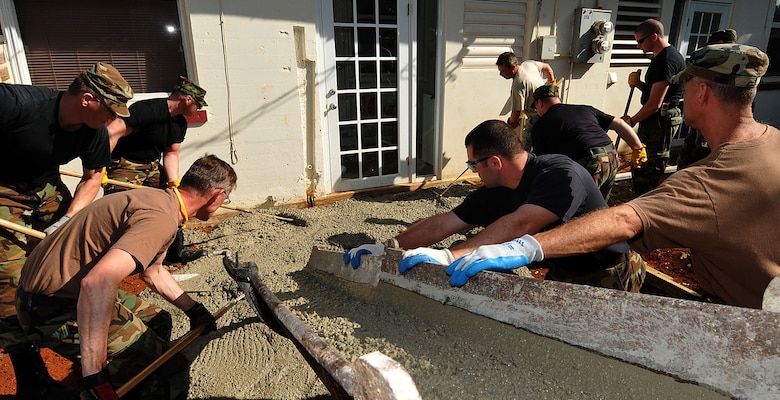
[535,205,642,258]
[65,170,103,216]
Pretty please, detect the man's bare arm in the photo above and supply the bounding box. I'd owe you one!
[535,204,644,258]
[395,212,470,249]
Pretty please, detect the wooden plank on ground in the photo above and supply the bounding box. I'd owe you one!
[644,265,703,299]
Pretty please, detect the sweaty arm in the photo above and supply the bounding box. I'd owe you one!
[142,261,196,311]
[540,63,555,83]
[395,211,470,250]
[534,204,643,258]
[64,168,104,217]
[106,118,134,152]
[610,117,643,149]
[162,142,181,182]
[631,81,668,125]
[77,248,138,376]
[448,203,558,259]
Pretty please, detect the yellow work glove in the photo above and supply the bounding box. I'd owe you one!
[167,179,181,189]
[628,69,642,88]
[100,167,109,187]
[621,115,635,127]
[632,145,648,168]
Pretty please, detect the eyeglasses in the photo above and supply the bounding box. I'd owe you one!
[90,95,117,117]
[466,156,492,172]
[636,32,656,45]
[221,189,232,204]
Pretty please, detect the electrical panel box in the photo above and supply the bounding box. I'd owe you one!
[573,8,613,63]
[540,35,557,60]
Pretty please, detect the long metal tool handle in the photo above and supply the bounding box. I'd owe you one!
[59,169,264,215]
[116,295,245,398]
[617,85,636,150]
[0,218,45,240]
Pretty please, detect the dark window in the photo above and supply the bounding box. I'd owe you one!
[14,0,187,92]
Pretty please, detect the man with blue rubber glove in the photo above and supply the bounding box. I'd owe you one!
[345,120,645,292]
[448,235,543,286]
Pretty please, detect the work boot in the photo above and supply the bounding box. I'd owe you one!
[165,230,207,264]
[7,344,78,399]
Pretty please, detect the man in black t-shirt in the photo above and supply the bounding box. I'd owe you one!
[530,83,645,200]
[0,62,133,398]
[623,19,685,194]
[345,120,645,292]
[106,76,208,263]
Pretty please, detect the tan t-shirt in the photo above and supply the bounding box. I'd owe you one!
[21,189,180,299]
[511,60,546,119]
[628,125,780,308]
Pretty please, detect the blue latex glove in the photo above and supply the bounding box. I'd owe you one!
[446,235,544,286]
[399,247,454,274]
[343,243,385,269]
[43,215,70,236]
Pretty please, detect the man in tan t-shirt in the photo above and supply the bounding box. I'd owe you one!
[16,154,237,399]
[446,45,778,310]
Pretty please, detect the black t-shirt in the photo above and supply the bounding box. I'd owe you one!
[0,83,111,183]
[113,98,187,163]
[531,103,614,161]
[453,153,628,270]
[641,46,685,105]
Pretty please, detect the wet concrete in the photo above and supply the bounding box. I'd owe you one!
[293,270,728,400]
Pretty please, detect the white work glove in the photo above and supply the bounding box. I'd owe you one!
[43,215,70,236]
[398,247,454,274]
[343,243,385,269]
[446,235,544,286]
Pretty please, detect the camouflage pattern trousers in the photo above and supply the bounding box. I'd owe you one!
[0,176,70,351]
[631,107,682,195]
[578,145,619,201]
[16,287,188,399]
[104,157,165,194]
[545,249,647,293]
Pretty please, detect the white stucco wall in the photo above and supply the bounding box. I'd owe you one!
[181,1,322,207]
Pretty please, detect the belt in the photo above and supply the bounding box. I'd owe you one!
[587,143,615,156]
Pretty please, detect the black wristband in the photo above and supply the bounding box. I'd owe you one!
[79,367,110,390]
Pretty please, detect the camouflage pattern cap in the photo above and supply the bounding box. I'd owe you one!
[671,44,768,88]
[531,83,559,109]
[173,76,207,107]
[81,62,134,117]
[707,29,737,45]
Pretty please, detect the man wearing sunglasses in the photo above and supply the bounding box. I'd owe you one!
[0,62,133,398]
[623,19,685,195]
[105,76,209,264]
[345,120,645,294]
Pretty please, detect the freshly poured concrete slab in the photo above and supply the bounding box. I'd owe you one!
[307,246,780,399]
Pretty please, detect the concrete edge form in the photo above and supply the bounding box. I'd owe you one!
[304,246,780,399]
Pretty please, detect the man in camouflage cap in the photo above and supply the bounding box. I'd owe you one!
[677,29,739,170]
[105,76,208,264]
[0,62,132,397]
[449,45,780,310]
[529,82,644,200]
[707,28,738,45]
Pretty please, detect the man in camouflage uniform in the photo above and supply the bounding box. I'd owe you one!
[676,29,738,170]
[623,19,685,195]
[16,155,237,399]
[106,76,208,263]
[529,83,647,200]
[0,62,132,398]
[346,120,646,293]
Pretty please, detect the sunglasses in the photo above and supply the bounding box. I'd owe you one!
[636,32,656,45]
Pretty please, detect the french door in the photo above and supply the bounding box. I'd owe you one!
[320,0,412,192]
